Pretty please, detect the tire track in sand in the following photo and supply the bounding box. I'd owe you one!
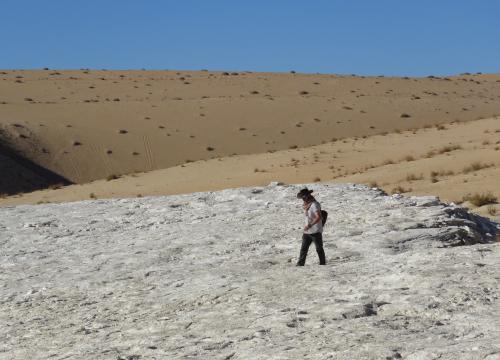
[88,142,115,177]
[142,134,156,171]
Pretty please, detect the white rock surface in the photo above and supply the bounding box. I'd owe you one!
[0,183,499,359]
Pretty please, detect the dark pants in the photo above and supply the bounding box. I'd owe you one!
[297,232,326,266]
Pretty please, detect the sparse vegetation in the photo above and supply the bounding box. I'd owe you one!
[406,173,423,181]
[391,186,412,194]
[438,144,462,154]
[106,174,120,181]
[487,206,497,216]
[462,192,497,207]
[463,161,493,174]
[48,183,65,190]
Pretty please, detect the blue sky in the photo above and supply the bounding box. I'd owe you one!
[2,0,499,76]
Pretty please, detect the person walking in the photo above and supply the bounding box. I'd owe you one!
[296,188,326,266]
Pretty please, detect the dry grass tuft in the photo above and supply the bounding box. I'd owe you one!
[391,186,412,194]
[48,183,65,190]
[463,161,493,174]
[406,173,424,181]
[462,192,497,207]
[487,206,497,216]
[438,144,462,154]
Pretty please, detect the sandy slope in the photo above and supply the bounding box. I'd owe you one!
[1,183,498,359]
[1,70,500,189]
[3,117,499,221]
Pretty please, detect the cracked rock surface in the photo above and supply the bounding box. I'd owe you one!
[1,183,499,359]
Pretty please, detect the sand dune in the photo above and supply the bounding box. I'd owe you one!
[2,116,498,221]
[1,70,499,218]
[1,70,500,184]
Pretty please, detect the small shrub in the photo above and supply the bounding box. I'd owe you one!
[48,183,65,190]
[106,174,120,181]
[72,141,82,146]
[206,146,215,151]
[462,192,497,207]
[313,177,321,182]
[89,193,97,199]
[487,206,497,216]
[299,91,309,95]
[436,124,447,130]
[403,155,415,162]
[289,145,298,149]
[463,161,492,174]
[118,129,128,134]
[382,159,394,165]
[425,150,436,158]
[400,113,411,118]
[437,144,462,154]
[250,90,259,95]
[406,173,423,181]
[391,186,411,194]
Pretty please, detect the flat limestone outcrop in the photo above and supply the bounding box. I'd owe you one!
[0,183,498,359]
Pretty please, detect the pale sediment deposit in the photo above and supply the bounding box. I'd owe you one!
[1,183,499,359]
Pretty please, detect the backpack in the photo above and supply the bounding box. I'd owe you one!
[321,210,328,226]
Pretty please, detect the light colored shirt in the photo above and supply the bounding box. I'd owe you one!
[304,201,323,234]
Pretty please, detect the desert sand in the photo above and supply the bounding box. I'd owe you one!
[1,70,499,220]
